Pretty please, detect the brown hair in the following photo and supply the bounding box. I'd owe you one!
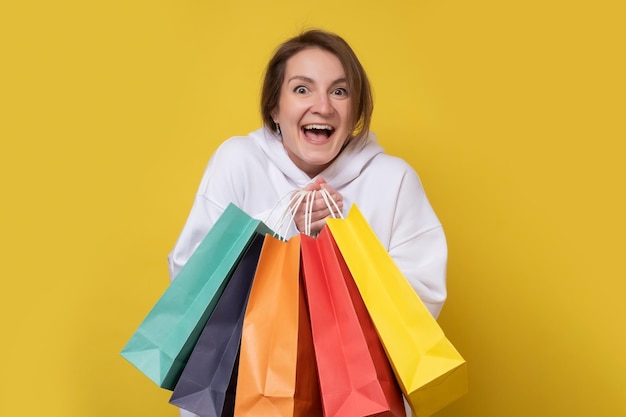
[260,29,373,143]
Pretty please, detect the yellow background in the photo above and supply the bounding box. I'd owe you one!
[1,0,624,416]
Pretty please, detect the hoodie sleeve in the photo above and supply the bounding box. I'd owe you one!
[387,165,448,318]
[167,140,247,280]
[167,193,223,281]
[167,166,230,281]
[167,133,295,280]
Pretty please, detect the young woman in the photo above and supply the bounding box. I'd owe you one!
[169,29,448,417]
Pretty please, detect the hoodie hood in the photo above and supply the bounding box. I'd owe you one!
[249,127,384,189]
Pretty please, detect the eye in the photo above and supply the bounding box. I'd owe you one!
[332,87,349,97]
[293,85,309,94]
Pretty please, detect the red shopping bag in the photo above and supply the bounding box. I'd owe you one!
[301,227,406,417]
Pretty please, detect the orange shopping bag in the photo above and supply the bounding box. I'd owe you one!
[234,234,322,416]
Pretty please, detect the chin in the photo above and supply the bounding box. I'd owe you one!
[305,153,340,168]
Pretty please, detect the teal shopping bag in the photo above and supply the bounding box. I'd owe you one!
[121,203,273,390]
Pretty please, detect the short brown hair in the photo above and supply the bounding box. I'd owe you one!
[260,29,373,143]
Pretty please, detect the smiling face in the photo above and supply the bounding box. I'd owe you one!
[272,47,353,178]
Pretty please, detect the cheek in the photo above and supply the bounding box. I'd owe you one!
[340,101,354,126]
[277,99,303,124]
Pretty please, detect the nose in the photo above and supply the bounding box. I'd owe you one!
[312,93,334,116]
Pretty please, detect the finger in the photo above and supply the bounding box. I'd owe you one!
[319,183,342,201]
[314,192,342,213]
[313,207,340,222]
[289,200,305,216]
[312,197,330,212]
[327,193,343,210]
[309,218,328,235]
[316,199,339,214]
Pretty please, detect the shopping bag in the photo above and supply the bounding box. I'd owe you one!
[234,234,322,416]
[121,203,272,389]
[301,228,406,417]
[326,205,467,417]
[169,233,265,417]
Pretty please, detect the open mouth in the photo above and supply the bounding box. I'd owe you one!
[302,124,335,141]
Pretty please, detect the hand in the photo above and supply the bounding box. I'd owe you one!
[291,178,344,235]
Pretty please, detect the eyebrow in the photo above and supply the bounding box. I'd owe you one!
[287,75,347,85]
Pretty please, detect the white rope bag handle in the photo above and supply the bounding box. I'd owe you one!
[264,187,343,238]
[303,188,344,237]
[263,189,310,240]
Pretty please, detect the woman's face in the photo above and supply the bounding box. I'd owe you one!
[272,47,353,178]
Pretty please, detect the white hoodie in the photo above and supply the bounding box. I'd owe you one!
[168,127,447,318]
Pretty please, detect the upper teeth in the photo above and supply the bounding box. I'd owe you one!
[304,124,333,130]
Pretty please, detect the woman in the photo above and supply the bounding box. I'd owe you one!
[169,29,447,416]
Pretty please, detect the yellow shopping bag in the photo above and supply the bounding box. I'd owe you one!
[326,205,467,417]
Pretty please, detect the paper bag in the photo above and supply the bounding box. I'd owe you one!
[327,206,467,417]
